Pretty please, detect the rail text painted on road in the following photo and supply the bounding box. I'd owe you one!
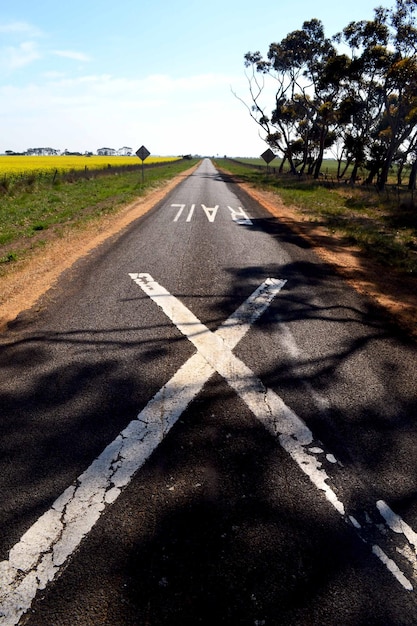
[171,204,252,224]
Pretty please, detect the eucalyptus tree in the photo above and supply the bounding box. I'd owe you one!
[335,0,417,189]
[390,0,417,189]
[242,19,338,176]
[289,19,339,178]
[240,47,302,173]
[333,11,392,185]
[241,0,417,188]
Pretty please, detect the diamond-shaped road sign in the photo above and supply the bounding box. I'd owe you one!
[136,145,150,161]
[261,148,276,164]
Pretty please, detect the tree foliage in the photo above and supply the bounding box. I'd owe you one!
[241,0,417,189]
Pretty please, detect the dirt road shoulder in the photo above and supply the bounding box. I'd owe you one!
[238,181,417,340]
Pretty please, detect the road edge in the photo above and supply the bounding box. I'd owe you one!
[218,168,417,341]
[0,163,200,332]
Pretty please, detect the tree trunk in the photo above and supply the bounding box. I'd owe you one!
[397,162,404,186]
[349,161,359,184]
[378,160,391,191]
[378,135,400,190]
[339,158,352,180]
[307,159,315,175]
[286,153,297,174]
[408,159,417,190]
[365,166,378,185]
[313,126,327,179]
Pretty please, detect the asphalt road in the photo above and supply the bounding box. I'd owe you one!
[1,158,417,625]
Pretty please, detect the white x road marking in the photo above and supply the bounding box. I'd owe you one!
[1,273,417,625]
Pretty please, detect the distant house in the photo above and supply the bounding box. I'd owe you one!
[118,147,132,156]
[26,147,60,156]
[97,147,116,156]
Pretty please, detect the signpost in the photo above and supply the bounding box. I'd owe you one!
[136,145,151,184]
[261,148,275,164]
[260,148,276,173]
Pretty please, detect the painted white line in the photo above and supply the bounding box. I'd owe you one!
[186,204,195,222]
[372,546,414,591]
[201,204,218,222]
[131,274,417,593]
[0,277,285,626]
[376,500,417,578]
[377,501,417,552]
[172,204,185,222]
[228,205,253,225]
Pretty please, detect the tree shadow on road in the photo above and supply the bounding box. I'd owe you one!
[1,253,417,625]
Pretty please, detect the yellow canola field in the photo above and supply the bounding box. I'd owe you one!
[0,155,180,176]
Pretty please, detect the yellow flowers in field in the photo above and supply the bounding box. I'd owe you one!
[0,155,180,176]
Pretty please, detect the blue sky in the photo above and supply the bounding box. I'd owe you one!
[1,0,383,156]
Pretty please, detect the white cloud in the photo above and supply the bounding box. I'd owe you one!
[52,50,91,62]
[42,70,67,80]
[0,21,43,37]
[0,70,264,156]
[2,41,41,71]
[0,20,44,73]
[42,72,239,101]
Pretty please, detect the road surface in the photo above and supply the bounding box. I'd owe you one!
[1,158,417,625]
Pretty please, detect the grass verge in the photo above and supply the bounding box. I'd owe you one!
[0,159,199,274]
[215,159,417,276]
